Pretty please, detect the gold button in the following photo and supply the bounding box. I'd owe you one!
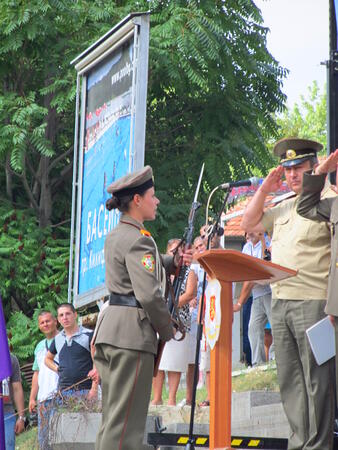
[336,262,338,268]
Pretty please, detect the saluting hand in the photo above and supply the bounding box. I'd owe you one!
[315,148,338,175]
[260,166,284,194]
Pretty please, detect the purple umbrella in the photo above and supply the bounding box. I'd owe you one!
[0,296,12,450]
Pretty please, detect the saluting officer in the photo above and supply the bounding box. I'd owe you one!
[241,138,336,450]
[93,165,192,450]
[297,147,338,415]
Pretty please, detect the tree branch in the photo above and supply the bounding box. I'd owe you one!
[25,152,39,183]
[21,157,39,212]
[5,153,14,202]
[11,294,33,318]
[48,146,73,174]
[51,161,73,192]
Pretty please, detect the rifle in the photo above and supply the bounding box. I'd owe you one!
[154,164,204,376]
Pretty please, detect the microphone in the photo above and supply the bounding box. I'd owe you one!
[219,177,260,190]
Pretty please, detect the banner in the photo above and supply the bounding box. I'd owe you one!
[71,13,150,307]
[78,40,133,295]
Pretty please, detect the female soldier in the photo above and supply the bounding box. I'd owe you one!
[93,166,192,450]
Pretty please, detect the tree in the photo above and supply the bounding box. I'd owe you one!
[0,0,287,232]
[0,204,69,360]
[274,81,327,154]
[0,1,126,227]
[145,0,288,246]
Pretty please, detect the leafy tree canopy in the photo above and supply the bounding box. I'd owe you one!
[0,0,286,234]
[273,81,327,154]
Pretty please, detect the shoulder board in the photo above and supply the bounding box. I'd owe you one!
[140,229,151,237]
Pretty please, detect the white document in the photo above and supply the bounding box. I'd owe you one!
[306,316,336,365]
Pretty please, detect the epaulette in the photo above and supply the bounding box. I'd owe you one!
[140,229,151,237]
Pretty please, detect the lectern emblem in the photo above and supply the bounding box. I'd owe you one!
[204,279,222,350]
[209,296,216,321]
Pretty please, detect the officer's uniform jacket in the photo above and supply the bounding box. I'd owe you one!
[95,214,174,355]
[297,171,338,316]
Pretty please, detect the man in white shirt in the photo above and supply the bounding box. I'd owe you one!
[234,232,273,366]
[29,311,59,449]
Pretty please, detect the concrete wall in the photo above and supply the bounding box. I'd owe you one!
[49,391,289,449]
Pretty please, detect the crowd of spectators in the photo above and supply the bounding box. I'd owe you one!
[4,226,275,450]
[150,222,272,407]
[4,303,97,449]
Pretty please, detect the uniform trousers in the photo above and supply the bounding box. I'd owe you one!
[94,343,154,450]
[271,298,334,450]
[248,292,274,366]
[335,317,338,406]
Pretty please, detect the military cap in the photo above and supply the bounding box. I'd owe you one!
[273,137,322,167]
[107,165,154,197]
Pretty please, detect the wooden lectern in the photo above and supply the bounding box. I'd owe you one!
[196,249,297,450]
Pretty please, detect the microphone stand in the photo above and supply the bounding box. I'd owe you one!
[185,190,230,449]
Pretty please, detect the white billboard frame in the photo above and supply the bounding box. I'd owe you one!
[68,13,150,308]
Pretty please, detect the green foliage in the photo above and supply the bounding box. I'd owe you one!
[0,0,129,226]
[0,204,69,360]
[144,0,287,246]
[16,427,38,449]
[0,0,287,235]
[274,81,327,154]
[232,365,279,392]
[0,92,52,172]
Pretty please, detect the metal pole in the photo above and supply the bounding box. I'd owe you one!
[68,73,81,304]
[185,191,230,449]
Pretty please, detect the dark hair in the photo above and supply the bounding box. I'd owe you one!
[57,303,76,313]
[106,193,135,212]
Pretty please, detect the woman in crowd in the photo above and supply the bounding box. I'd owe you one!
[151,238,197,406]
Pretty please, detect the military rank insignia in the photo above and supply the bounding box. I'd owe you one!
[140,229,151,237]
[142,254,155,272]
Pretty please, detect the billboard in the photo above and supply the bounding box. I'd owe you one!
[69,13,150,308]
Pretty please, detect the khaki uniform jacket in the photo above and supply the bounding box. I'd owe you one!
[297,171,338,315]
[95,215,174,355]
[261,181,334,300]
